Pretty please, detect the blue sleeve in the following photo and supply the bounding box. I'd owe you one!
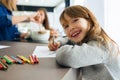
[12,25,21,41]
[0,7,12,28]
[10,25,21,41]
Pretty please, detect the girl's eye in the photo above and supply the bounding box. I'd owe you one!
[72,18,79,23]
[63,25,69,29]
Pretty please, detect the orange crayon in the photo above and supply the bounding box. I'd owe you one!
[29,55,34,64]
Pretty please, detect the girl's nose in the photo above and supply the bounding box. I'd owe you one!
[70,23,75,29]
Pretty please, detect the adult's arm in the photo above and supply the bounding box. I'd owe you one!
[0,7,30,27]
[12,15,30,25]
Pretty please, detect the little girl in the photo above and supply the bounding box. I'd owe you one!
[28,8,58,43]
[48,5,120,80]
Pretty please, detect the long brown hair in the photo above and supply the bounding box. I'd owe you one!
[37,8,51,30]
[0,0,17,11]
[60,5,117,48]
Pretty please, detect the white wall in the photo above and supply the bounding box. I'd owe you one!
[83,0,104,28]
[54,2,66,36]
[105,0,120,45]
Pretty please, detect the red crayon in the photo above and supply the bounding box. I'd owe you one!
[0,61,8,70]
[34,55,39,64]
[0,59,8,68]
[0,64,3,69]
[31,55,36,64]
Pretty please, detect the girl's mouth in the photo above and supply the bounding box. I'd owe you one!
[70,30,81,38]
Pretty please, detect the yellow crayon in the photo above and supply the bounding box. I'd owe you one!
[17,55,30,64]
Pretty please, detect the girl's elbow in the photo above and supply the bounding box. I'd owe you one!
[56,52,72,66]
[56,53,79,68]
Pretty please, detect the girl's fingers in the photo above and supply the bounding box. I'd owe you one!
[48,42,59,51]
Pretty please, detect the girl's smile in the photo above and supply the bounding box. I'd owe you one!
[70,28,82,39]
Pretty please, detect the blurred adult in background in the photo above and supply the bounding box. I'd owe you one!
[29,8,58,43]
[0,0,38,41]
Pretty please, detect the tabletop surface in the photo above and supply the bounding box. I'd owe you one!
[0,41,70,80]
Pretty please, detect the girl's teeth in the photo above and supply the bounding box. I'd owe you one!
[71,31,80,37]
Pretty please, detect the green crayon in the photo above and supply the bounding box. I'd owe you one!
[2,56,12,64]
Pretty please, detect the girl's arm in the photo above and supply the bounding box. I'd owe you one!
[56,41,109,68]
[56,36,69,46]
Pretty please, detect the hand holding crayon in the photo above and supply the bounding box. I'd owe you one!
[48,39,61,51]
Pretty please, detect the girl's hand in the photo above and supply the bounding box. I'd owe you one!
[48,40,61,51]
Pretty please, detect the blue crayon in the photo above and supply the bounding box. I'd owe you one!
[11,56,23,64]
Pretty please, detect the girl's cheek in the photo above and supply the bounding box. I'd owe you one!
[64,30,67,34]
[65,30,69,37]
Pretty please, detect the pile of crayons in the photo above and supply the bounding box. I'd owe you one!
[0,55,39,71]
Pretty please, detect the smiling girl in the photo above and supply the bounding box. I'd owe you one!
[48,5,120,80]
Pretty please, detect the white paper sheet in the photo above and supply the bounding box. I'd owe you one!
[0,45,10,49]
[32,46,56,58]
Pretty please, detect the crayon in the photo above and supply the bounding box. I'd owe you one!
[0,59,8,68]
[1,58,6,63]
[17,55,25,62]
[0,61,8,70]
[2,56,12,64]
[31,55,36,64]
[52,35,55,44]
[0,64,3,69]
[29,55,34,64]
[17,55,30,64]
[11,56,23,64]
[22,56,31,64]
[4,55,16,63]
[34,55,39,64]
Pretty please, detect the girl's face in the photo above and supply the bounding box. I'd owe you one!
[61,14,90,43]
[36,10,45,23]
